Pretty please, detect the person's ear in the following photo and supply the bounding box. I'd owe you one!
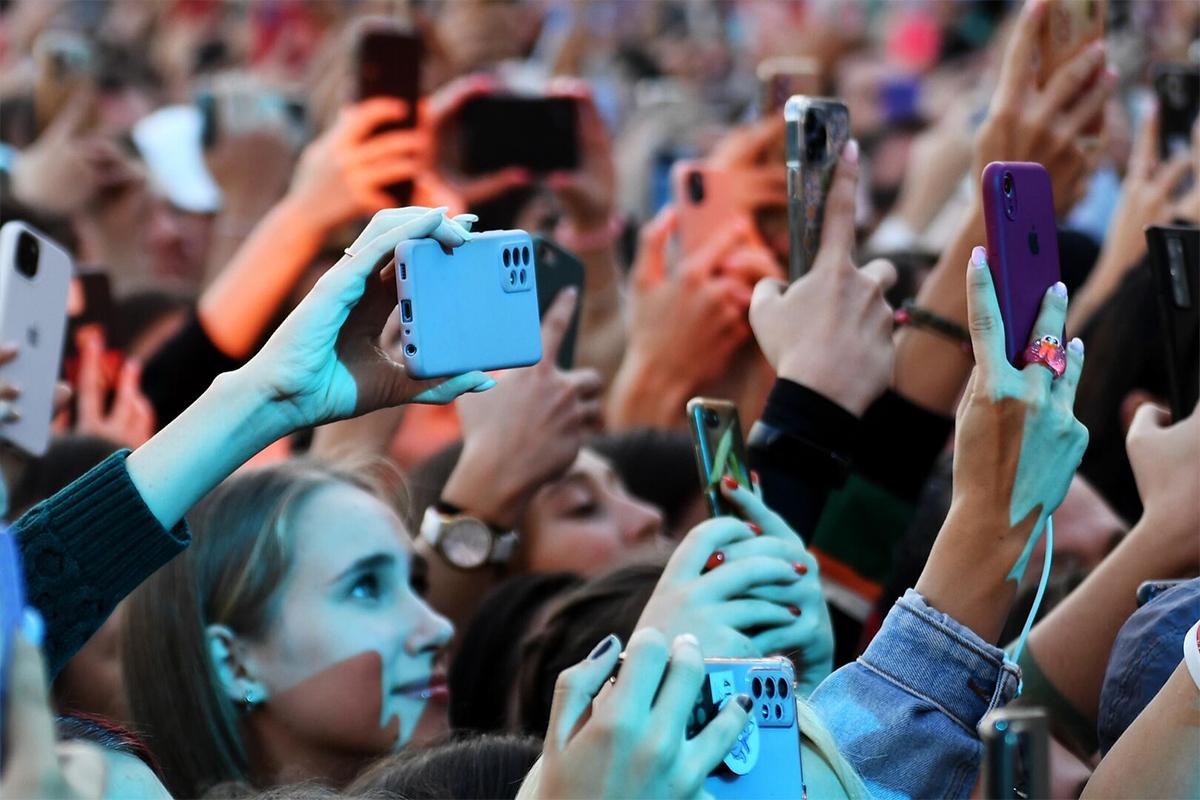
[206,624,269,706]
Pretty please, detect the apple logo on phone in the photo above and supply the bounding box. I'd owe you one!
[1028,228,1040,256]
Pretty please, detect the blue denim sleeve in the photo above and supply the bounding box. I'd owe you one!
[809,589,1021,800]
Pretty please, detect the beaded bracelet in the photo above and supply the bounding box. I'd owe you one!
[894,300,973,354]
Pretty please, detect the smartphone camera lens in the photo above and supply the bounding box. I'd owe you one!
[519,268,527,284]
[686,170,705,204]
[765,678,776,698]
[774,703,783,720]
[521,246,530,265]
[752,677,762,697]
[702,409,720,428]
[777,678,789,699]
[503,248,511,267]
[1002,172,1015,198]
[15,231,39,279]
[803,108,826,162]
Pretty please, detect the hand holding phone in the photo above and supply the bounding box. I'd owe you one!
[395,230,543,379]
[355,23,423,204]
[1145,224,1199,421]
[459,95,580,175]
[0,222,73,456]
[1038,0,1107,137]
[785,96,850,281]
[980,162,1062,365]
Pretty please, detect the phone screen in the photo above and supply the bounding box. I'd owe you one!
[688,399,751,518]
[460,97,580,175]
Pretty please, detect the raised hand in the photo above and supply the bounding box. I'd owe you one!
[1124,402,1200,572]
[544,79,617,232]
[288,98,436,233]
[973,0,1117,215]
[916,245,1088,643]
[73,327,156,448]
[240,208,492,433]
[750,141,896,416]
[523,629,751,800]
[637,481,832,694]
[607,210,778,428]
[442,288,604,528]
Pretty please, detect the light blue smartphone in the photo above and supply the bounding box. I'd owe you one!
[394,230,542,379]
[696,657,805,799]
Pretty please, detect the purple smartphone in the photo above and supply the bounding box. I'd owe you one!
[981,162,1062,365]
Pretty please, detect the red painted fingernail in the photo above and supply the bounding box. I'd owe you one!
[722,475,739,491]
[787,605,801,616]
[748,523,763,536]
[794,562,808,576]
[704,551,726,571]
[750,470,761,485]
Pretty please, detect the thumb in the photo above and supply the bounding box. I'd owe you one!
[1128,400,1171,440]
[749,277,785,324]
[632,207,677,288]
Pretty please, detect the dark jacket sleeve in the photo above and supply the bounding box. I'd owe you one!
[14,450,190,677]
[141,311,242,427]
[747,379,860,540]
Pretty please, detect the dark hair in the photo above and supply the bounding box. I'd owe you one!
[587,429,701,532]
[449,572,581,733]
[123,461,394,798]
[56,712,162,778]
[347,733,542,800]
[107,290,192,354]
[9,435,122,518]
[514,562,663,737]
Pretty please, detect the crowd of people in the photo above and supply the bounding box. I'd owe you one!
[0,0,1198,798]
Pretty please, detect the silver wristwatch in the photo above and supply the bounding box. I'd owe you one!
[420,504,517,570]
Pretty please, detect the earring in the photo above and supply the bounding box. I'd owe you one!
[242,688,261,709]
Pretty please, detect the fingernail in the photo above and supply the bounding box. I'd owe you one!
[588,634,618,660]
[787,605,802,617]
[474,378,498,392]
[1104,66,1118,83]
[1068,337,1084,354]
[457,213,479,222]
[562,286,579,301]
[748,522,763,536]
[704,551,726,571]
[1051,281,1068,299]
[842,139,859,164]
[735,693,753,713]
[750,470,760,485]
[971,246,988,269]
[21,607,44,648]
[721,475,739,491]
[794,562,808,576]
[676,633,700,648]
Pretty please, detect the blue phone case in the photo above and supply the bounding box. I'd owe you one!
[696,657,804,799]
[394,230,543,379]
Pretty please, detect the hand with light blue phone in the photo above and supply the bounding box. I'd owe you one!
[395,230,543,379]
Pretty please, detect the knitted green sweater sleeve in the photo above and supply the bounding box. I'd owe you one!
[13,449,190,677]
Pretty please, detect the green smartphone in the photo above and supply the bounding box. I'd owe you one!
[687,397,751,518]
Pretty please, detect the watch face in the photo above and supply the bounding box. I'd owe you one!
[441,519,492,569]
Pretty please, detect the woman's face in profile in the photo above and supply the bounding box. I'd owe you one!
[231,483,455,771]
[519,448,668,575]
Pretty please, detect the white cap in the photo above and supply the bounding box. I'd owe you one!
[131,105,222,214]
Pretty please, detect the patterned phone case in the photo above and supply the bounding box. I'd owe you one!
[785,97,850,281]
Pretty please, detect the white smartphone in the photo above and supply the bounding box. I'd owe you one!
[0,222,72,456]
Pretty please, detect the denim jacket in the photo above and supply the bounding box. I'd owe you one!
[810,590,1021,800]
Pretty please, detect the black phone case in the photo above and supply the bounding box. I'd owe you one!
[1154,65,1200,162]
[1145,224,1199,421]
[533,236,585,371]
[460,97,580,175]
[356,28,422,204]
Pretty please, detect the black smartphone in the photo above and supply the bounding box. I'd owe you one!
[1145,224,1199,421]
[355,25,423,205]
[979,708,1049,800]
[687,398,752,518]
[1153,64,1199,162]
[533,236,585,370]
[1136,579,1189,608]
[460,96,580,175]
